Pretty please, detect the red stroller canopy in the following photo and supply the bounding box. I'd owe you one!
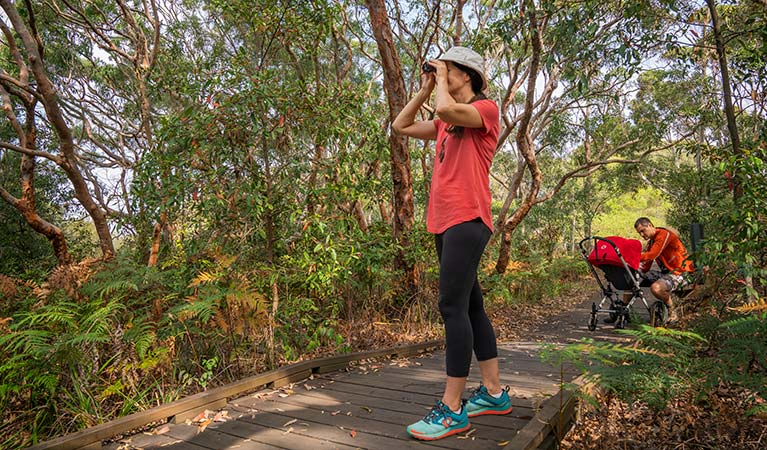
[587,236,641,270]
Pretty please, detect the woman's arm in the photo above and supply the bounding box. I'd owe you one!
[431,60,484,129]
[392,73,437,140]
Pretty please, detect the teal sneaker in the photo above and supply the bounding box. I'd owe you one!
[466,385,513,417]
[406,400,470,440]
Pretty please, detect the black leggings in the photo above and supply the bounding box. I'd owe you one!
[435,219,497,378]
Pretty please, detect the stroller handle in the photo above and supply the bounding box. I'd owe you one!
[578,236,622,257]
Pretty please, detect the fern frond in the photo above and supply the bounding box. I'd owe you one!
[124,318,157,359]
[179,295,217,322]
[728,298,767,314]
[189,271,219,287]
[96,279,139,300]
[15,302,77,328]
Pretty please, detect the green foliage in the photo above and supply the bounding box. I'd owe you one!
[592,187,673,238]
[548,309,767,415]
[483,255,589,305]
[544,326,708,410]
[715,314,767,401]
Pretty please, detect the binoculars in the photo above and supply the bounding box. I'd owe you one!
[422,61,436,73]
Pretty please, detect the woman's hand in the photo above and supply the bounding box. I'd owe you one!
[427,59,448,84]
[420,64,436,93]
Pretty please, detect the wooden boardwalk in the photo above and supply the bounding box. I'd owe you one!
[34,292,637,449]
[105,343,581,450]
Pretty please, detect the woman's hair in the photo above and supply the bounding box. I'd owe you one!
[453,61,484,95]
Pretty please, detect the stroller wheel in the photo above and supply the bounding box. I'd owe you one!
[650,301,667,327]
[588,302,598,331]
[615,314,626,329]
[588,312,598,331]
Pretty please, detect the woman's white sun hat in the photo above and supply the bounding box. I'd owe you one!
[439,46,488,91]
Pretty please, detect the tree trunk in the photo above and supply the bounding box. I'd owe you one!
[365,0,417,295]
[0,153,71,266]
[147,212,166,267]
[0,78,71,265]
[495,0,544,274]
[705,0,743,199]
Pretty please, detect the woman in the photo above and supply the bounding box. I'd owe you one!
[392,46,511,441]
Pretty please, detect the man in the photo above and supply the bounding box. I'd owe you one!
[634,217,694,323]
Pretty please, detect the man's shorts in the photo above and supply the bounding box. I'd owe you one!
[639,271,688,291]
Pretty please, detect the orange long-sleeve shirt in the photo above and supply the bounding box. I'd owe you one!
[640,227,694,275]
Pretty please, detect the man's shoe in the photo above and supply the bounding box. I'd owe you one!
[406,400,470,440]
[465,385,513,417]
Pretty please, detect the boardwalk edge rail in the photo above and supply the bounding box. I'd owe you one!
[29,339,444,450]
[505,374,589,450]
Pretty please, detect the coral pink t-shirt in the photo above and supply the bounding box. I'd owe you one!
[427,99,499,234]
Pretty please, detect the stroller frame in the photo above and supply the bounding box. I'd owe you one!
[579,236,667,330]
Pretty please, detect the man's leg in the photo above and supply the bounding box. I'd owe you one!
[651,279,678,322]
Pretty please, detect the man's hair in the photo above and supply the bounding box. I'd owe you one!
[634,217,653,228]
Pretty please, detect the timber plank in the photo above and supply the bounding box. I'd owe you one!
[103,437,209,450]
[104,423,213,450]
[164,423,282,449]
[320,367,562,398]
[165,420,356,450]
[410,355,579,378]
[271,382,535,428]
[389,365,571,392]
[231,401,512,450]
[29,340,442,450]
[234,386,530,434]
[395,346,579,378]
[233,405,443,450]
[300,374,539,410]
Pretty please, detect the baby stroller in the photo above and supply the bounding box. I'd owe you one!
[579,236,668,330]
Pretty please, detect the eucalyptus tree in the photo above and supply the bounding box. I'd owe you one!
[482,0,707,273]
[0,0,178,265]
[0,0,115,262]
[44,0,166,264]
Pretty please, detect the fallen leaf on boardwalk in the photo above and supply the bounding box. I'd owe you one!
[498,441,509,446]
[197,418,212,433]
[350,430,357,438]
[304,383,314,390]
[457,429,476,439]
[283,418,298,427]
[360,406,372,413]
[152,425,170,435]
[278,393,289,398]
[330,410,341,416]
[191,411,207,422]
[283,426,293,435]
[346,411,352,416]
[213,411,229,422]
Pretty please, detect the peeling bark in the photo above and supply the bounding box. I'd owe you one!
[365,0,417,295]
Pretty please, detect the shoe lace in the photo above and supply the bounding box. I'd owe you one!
[424,401,449,423]
[469,384,510,400]
[468,384,486,400]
